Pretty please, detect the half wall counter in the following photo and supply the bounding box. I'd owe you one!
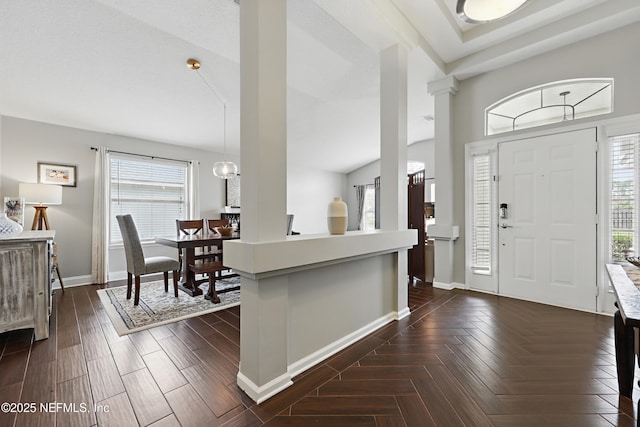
[224,229,417,403]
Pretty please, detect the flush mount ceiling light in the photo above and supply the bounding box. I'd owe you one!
[456,0,531,24]
[186,58,238,180]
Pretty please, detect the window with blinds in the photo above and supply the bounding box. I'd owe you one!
[610,133,640,261]
[110,155,187,244]
[471,155,491,271]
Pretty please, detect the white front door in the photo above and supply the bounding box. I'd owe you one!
[498,128,597,311]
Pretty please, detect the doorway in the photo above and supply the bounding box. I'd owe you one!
[497,128,597,311]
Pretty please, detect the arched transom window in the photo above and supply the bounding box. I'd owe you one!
[485,78,613,136]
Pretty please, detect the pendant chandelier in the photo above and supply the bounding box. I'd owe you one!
[456,0,531,24]
[186,58,238,179]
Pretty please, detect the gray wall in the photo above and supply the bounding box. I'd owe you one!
[0,116,346,284]
[346,139,435,231]
[451,22,640,284]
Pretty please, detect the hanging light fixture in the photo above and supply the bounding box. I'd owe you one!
[560,90,571,121]
[186,58,238,179]
[456,0,531,24]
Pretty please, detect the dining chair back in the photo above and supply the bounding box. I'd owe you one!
[117,214,179,305]
[206,218,230,232]
[177,219,204,235]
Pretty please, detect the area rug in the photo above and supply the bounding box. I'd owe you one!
[97,277,240,336]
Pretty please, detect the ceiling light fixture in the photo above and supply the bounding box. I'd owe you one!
[186,58,238,179]
[560,90,571,121]
[456,0,531,24]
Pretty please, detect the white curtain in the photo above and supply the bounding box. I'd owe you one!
[91,147,110,284]
[187,160,200,219]
[355,185,366,230]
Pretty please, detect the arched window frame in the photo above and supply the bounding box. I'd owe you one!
[485,78,614,136]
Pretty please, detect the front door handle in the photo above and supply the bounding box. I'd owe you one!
[500,223,513,229]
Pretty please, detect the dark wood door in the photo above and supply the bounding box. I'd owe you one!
[408,170,425,282]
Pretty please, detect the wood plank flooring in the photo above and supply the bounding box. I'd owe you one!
[0,279,636,426]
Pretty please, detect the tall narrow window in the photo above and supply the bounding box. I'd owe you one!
[362,186,376,231]
[110,155,187,244]
[471,154,491,271]
[610,134,640,261]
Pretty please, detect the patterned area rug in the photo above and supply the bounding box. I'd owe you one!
[97,277,240,335]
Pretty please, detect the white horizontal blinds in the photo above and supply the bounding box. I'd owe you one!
[110,155,187,243]
[610,134,640,261]
[472,154,491,271]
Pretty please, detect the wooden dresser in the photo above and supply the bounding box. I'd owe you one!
[0,230,55,340]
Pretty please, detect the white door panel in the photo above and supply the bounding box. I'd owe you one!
[498,128,597,311]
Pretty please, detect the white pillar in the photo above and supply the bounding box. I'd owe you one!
[240,0,287,243]
[236,0,291,403]
[380,44,411,319]
[427,76,459,289]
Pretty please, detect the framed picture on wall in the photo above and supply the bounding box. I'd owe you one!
[4,197,25,226]
[225,174,241,207]
[38,162,77,187]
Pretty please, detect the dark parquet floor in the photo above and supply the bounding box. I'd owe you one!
[0,278,636,426]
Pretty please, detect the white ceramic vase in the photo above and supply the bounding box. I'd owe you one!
[327,197,348,235]
[0,212,23,237]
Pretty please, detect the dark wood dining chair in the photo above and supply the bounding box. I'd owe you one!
[175,219,212,272]
[206,218,230,231]
[188,259,227,303]
[116,214,179,306]
[205,218,230,262]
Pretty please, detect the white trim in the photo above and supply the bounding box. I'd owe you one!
[52,274,93,289]
[236,371,293,405]
[287,312,396,379]
[395,307,411,320]
[433,281,455,290]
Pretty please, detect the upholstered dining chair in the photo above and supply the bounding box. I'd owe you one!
[117,214,180,306]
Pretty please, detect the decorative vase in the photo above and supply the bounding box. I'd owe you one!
[327,197,348,235]
[0,212,23,237]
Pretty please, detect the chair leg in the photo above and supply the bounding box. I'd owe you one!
[134,275,141,306]
[208,274,220,304]
[126,273,133,300]
[173,270,179,298]
[163,271,169,292]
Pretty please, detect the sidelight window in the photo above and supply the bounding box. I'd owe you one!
[610,133,640,261]
[471,154,492,271]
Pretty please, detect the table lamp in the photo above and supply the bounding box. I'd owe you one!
[19,183,63,230]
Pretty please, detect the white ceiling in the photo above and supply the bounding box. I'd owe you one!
[1,0,639,173]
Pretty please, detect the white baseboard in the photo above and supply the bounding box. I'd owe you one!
[287,312,396,379]
[395,307,411,320]
[52,274,93,291]
[433,281,466,291]
[433,281,455,290]
[236,371,293,404]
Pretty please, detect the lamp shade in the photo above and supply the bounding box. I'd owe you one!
[19,183,62,205]
[213,161,238,179]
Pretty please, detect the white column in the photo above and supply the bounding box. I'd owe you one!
[240,0,287,242]
[236,0,291,403]
[380,44,411,319]
[427,76,459,289]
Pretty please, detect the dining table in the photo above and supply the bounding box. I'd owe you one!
[155,231,240,297]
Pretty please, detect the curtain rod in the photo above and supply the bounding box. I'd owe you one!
[353,184,375,187]
[90,147,191,164]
